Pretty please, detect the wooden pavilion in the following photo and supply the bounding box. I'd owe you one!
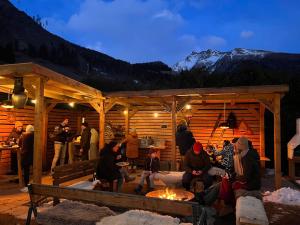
[0,63,289,189]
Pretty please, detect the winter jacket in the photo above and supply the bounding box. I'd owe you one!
[237,148,261,190]
[176,129,195,156]
[184,148,211,173]
[96,144,121,182]
[19,132,34,167]
[52,124,69,143]
[144,157,160,173]
[212,143,234,171]
[125,134,139,159]
[80,127,91,152]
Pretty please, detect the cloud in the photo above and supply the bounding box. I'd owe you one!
[152,9,183,23]
[240,30,254,38]
[201,35,227,48]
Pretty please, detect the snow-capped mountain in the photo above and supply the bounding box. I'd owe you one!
[173,48,270,72]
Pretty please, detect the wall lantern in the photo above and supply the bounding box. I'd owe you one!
[12,77,28,109]
[153,112,158,118]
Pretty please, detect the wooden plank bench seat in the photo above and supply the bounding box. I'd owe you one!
[236,196,269,225]
[26,183,206,225]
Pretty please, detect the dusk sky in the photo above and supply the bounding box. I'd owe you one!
[11,0,300,65]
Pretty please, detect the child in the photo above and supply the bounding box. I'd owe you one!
[134,149,160,194]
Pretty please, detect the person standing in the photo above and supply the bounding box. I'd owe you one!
[182,142,212,191]
[80,122,91,161]
[19,125,34,192]
[89,128,99,160]
[123,129,139,171]
[7,121,24,175]
[176,120,195,170]
[50,118,69,173]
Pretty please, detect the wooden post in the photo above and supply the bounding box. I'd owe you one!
[125,107,129,137]
[171,96,177,170]
[99,100,105,149]
[260,104,266,168]
[274,94,281,189]
[33,77,45,184]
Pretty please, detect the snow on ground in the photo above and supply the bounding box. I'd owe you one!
[96,210,191,225]
[263,187,300,206]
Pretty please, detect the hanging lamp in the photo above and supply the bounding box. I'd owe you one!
[11,77,28,108]
[219,102,229,129]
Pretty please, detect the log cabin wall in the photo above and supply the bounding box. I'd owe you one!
[0,106,80,173]
[86,102,261,163]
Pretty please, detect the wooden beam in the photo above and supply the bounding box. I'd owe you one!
[274,94,281,189]
[129,107,139,119]
[171,96,177,170]
[105,98,117,113]
[33,77,45,184]
[90,102,101,113]
[46,103,57,114]
[176,97,192,113]
[99,100,105,149]
[257,98,274,113]
[260,104,266,168]
[104,85,289,98]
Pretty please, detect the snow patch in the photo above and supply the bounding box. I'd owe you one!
[263,187,300,206]
[96,210,183,225]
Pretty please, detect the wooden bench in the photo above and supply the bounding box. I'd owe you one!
[236,196,269,225]
[26,183,206,225]
[52,159,98,186]
[52,159,98,204]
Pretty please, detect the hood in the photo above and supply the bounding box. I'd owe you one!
[288,118,300,159]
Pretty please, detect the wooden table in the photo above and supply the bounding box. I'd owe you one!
[0,145,23,187]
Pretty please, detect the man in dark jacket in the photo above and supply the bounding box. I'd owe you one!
[96,141,123,191]
[80,122,91,160]
[182,142,213,190]
[50,118,69,173]
[19,125,34,192]
[233,137,261,199]
[135,149,160,194]
[176,121,195,170]
[7,121,23,174]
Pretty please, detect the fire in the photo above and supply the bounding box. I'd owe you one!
[159,188,177,200]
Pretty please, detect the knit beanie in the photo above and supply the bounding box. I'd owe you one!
[193,142,203,153]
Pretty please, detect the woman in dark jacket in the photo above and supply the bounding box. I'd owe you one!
[80,122,91,161]
[96,141,123,191]
[19,125,34,191]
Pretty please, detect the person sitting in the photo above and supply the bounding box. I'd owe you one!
[176,120,195,170]
[135,149,160,194]
[96,141,123,192]
[19,125,34,192]
[207,140,234,177]
[115,145,135,183]
[182,142,213,191]
[233,136,261,200]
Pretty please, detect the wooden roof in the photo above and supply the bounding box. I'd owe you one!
[0,62,103,103]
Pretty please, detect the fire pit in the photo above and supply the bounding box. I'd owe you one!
[146,188,194,201]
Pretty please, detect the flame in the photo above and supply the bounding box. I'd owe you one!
[159,188,177,200]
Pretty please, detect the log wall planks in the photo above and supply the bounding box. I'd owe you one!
[86,103,262,162]
[0,102,262,174]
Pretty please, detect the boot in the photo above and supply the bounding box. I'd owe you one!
[134,185,143,194]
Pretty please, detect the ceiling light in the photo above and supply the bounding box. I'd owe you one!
[219,102,229,129]
[185,104,191,110]
[154,113,158,118]
[31,99,36,104]
[69,102,75,107]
